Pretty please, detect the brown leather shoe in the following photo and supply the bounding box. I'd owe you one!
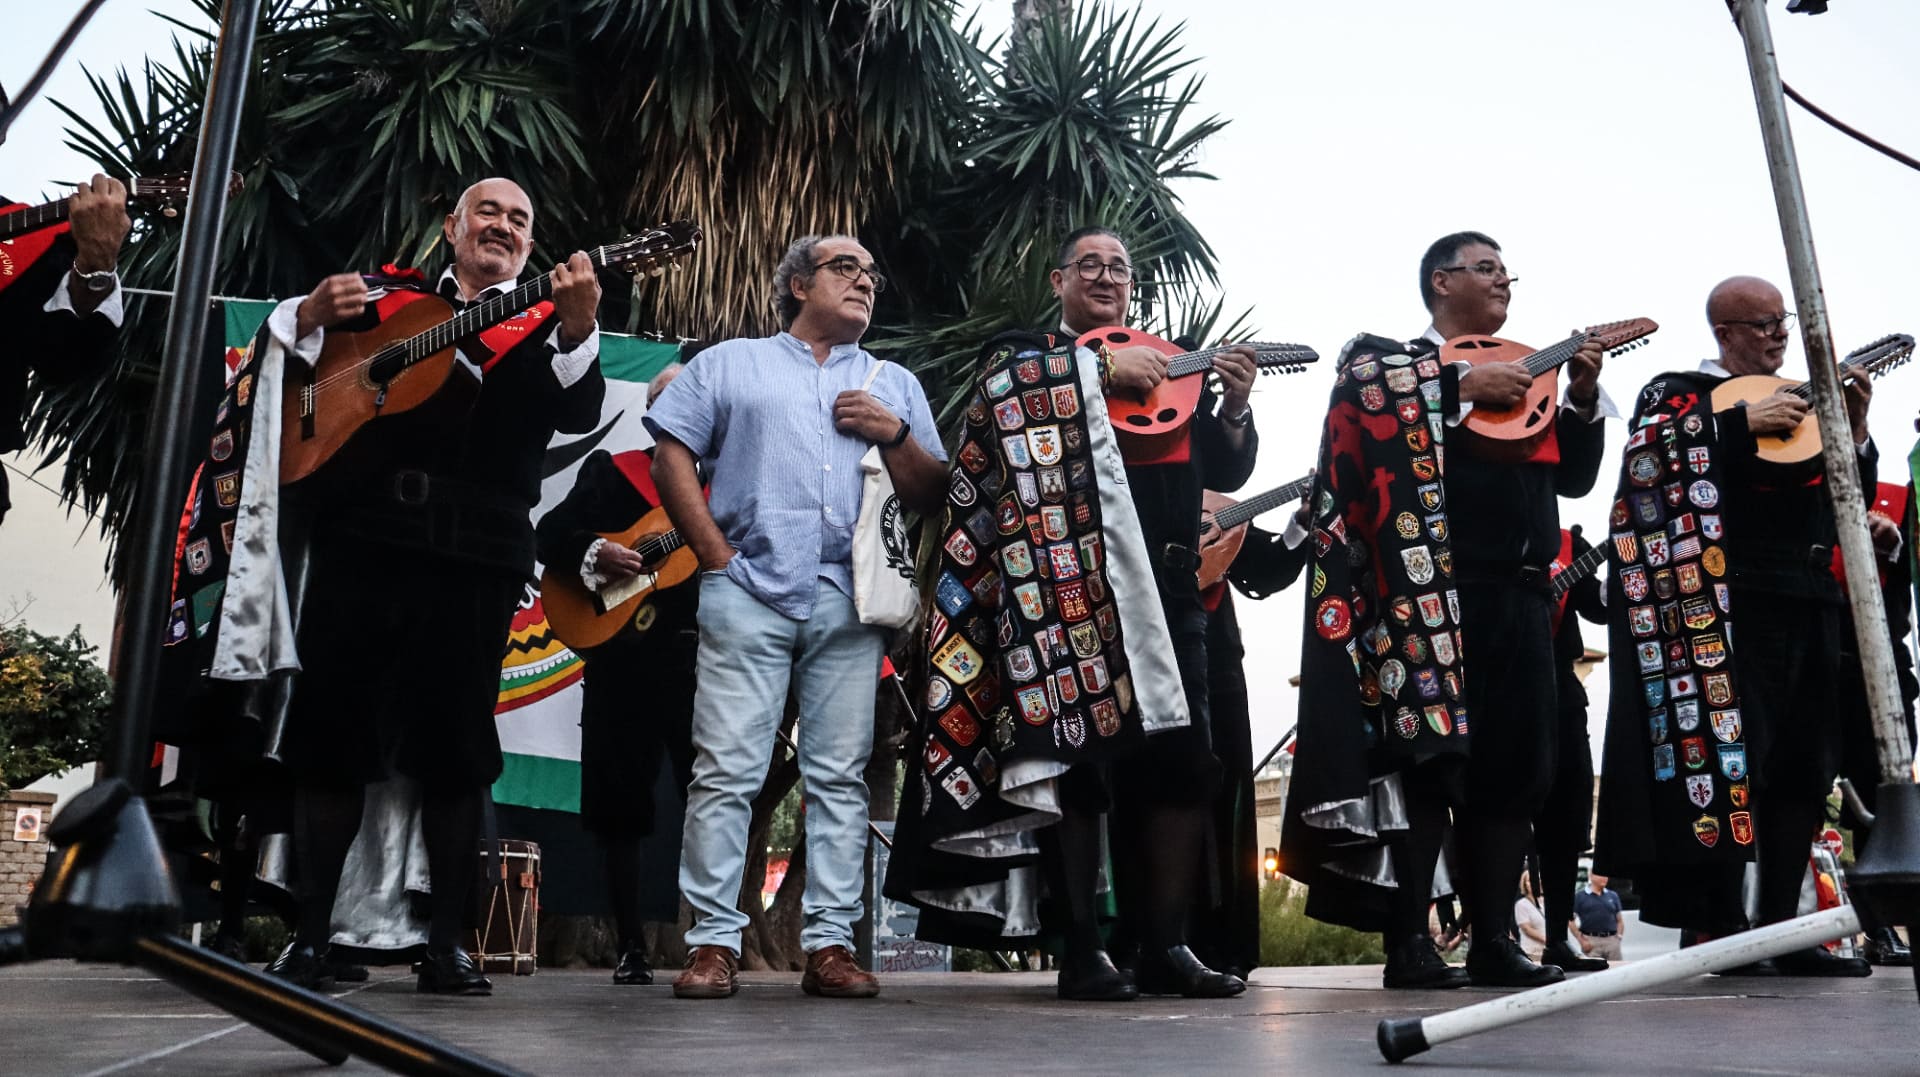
[672,945,739,999]
[801,945,880,998]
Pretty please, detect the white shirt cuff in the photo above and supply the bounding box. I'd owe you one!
[552,325,600,388]
[1282,515,1310,551]
[47,272,125,327]
[266,295,327,367]
[581,536,609,590]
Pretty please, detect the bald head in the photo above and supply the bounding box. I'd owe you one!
[444,177,534,293]
[1707,275,1792,377]
[646,363,684,408]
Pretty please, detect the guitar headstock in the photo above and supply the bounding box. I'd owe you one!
[129,172,245,218]
[1585,317,1659,355]
[1248,342,1321,375]
[599,221,702,277]
[1845,333,1916,378]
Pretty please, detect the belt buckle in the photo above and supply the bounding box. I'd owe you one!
[1163,543,1200,573]
[391,470,431,506]
[1516,565,1548,589]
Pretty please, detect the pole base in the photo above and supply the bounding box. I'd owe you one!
[1848,783,1920,932]
[1376,1017,1430,1063]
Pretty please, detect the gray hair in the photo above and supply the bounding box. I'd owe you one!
[772,234,858,326]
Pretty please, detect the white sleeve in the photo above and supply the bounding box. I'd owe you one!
[580,536,609,590]
[1563,382,1620,423]
[46,272,126,328]
[1282,516,1310,551]
[1446,361,1474,426]
[551,325,601,388]
[265,295,326,366]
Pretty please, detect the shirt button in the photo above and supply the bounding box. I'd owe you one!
[823,463,832,472]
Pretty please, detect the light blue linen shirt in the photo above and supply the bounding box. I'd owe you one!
[643,332,946,620]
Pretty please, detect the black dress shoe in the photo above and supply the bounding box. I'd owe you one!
[206,932,250,963]
[417,946,493,996]
[1771,945,1872,978]
[1465,937,1565,988]
[1714,958,1779,976]
[1541,942,1608,973]
[1381,933,1470,990]
[612,948,654,985]
[1056,949,1139,1001]
[264,941,332,990]
[1864,928,1912,967]
[1134,945,1246,998]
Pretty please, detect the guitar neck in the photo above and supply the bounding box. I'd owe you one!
[398,242,615,364]
[1785,356,1871,402]
[632,528,685,562]
[1520,331,1587,378]
[1552,544,1609,599]
[0,197,72,242]
[1166,343,1313,378]
[1211,474,1314,532]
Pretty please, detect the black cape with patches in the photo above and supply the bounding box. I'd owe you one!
[1279,333,1471,933]
[1594,371,1755,930]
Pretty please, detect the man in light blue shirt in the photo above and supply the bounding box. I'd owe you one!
[646,234,946,999]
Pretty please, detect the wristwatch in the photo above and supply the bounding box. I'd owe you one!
[72,267,118,294]
[886,419,912,448]
[1222,405,1253,428]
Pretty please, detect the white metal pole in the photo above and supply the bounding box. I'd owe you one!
[1731,0,1912,781]
[1376,905,1861,1062]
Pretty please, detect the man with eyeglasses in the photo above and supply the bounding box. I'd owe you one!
[647,234,947,1000]
[889,225,1257,1002]
[1600,274,1874,977]
[1388,230,1610,989]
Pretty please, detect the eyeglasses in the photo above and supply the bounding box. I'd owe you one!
[812,257,887,293]
[1719,312,1796,335]
[1438,261,1517,285]
[1061,257,1135,285]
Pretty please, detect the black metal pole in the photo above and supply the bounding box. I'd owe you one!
[106,0,261,779]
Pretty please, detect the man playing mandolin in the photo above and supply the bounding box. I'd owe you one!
[1601,275,1875,977]
[263,177,608,995]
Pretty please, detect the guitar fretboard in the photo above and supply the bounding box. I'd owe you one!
[401,242,613,363]
[1782,335,1914,401]
[0,178,175,243]
[632,529,685,562]
[1520,332,1587,378]
[1552,544,1608,599]
[1211,474,1314,532]
[1166,343,1317,378]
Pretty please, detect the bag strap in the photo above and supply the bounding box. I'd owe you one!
[860,359,889,392]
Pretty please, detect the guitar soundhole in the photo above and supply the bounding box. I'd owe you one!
[1156,408,1179,423]
[1124,414,1154,427]
[1105,330,1133,346]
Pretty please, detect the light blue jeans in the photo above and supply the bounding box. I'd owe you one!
[679,574,885,954]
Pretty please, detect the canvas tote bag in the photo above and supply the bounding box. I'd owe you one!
[851,361,920,629]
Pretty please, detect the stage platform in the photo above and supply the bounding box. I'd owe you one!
[2,959,1915,1074]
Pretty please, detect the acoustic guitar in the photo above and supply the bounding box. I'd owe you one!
[1196,473,1314,589]
[1076,326,1318,461]
[0,171,242,242]
[280,221,701,483]
[1448,318,1659,463]
[1710,333,1915,467]
[539,503,698,652]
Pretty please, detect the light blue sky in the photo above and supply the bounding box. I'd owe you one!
[5,0,1918,764]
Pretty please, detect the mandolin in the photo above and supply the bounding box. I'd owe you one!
[0,171,242,242]
[1449,318,1659,463]
[280,221,701,483]
[1710,333,1915,467]
[539,502,699,652]
[1076,326,1318,462]
[1195,473,1315,589]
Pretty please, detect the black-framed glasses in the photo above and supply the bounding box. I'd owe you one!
[1061,257,1135,285]
[1719,312,1796,335]
[1438,261,1516,284]
[812,257,887,293]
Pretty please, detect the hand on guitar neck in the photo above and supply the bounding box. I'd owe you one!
[595,539,662,583]
[1106,342,1258,418]
[1458,337,1606,411]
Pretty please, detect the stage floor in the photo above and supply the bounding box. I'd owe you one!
[2,959,1915,1074]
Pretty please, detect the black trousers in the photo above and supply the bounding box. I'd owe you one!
[1457,575,1560,817]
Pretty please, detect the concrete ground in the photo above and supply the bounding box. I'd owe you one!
[3,952,1916,1076]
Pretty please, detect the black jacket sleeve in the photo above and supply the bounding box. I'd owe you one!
[1193,390,1258,494]
[1568,526,1608,626]
[488,319,607,436]
[1227,522,1307,599]
[1554,406,1607,498]
[2,235,119,452]
[534,450,649,573]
